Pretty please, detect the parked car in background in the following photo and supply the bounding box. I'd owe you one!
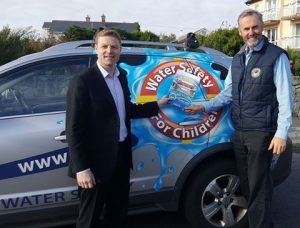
[0,38,292,228]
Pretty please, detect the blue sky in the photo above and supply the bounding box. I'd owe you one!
[0,0,248,36]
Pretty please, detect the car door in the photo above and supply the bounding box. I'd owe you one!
[118,52,229,193]
[0,56,89,214]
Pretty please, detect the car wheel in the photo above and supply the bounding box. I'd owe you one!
[183,159,248,228]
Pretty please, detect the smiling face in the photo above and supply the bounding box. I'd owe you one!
[95,35,121,74]
[238,14,263,48]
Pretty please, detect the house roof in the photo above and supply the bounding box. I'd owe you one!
[245,0,262,5]
[42,20,138,33]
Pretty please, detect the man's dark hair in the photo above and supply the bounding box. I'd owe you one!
[94,29,122,45]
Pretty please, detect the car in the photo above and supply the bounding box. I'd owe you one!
[0,38,292,228]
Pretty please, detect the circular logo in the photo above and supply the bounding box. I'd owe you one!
[251,67,261,78]
[139,60,223,142]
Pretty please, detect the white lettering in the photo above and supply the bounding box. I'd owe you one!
[52,152,67,165]
[154,74,164,83]
[209,114,216,122]
[179,62,187,71]
[181,128,190,138]
[173,128,181,138]
[202,76,213,88]
[17,152,68,174]
[35,157,51,169]
[17,161,34,173]
[145,78,159,91]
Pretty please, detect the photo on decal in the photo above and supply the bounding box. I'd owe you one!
[167,70,200,109]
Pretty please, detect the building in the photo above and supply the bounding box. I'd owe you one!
[42,14,139,36]
[195,28,209,36]
[245,0,300,50]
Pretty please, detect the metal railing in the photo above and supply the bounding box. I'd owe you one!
[262,8,281,21]
[44,40,190,52]
[282,1,300,18]
[280,36,300,49]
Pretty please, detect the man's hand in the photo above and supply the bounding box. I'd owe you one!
[76,169,96,189]
[268,136,287,155]
[184,105,205,115]
[158,96,169,109]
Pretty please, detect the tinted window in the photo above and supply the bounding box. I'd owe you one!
[0,57,89,117]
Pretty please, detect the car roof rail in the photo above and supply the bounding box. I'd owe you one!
[43,40,95,52]
[122,40,186,51]
[43,39,206,53]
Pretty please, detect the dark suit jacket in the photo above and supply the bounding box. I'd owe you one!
[66,64,159,182]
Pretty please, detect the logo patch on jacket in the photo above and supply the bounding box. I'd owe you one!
[251,67,261,78]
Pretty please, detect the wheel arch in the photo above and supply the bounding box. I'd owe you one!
[178,142,236,209]
[160,142,235,211]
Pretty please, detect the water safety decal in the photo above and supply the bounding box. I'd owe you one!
[120,49,234,191]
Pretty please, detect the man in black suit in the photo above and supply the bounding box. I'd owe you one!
[66,29,167,228]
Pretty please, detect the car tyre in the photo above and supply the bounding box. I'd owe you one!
[183,159,248,228]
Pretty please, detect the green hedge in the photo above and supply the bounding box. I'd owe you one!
[286,48,300,76]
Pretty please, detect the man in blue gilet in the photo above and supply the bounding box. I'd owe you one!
[184,9,293,228]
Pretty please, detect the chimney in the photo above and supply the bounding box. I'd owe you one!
[85,15,91,22]
[101,14,106,25]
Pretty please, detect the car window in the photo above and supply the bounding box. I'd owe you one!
[0,57,89,117]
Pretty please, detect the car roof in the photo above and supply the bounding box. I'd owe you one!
[0,40,231,74]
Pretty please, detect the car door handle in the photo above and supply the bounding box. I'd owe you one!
[54,131,67,143]
[54,135,66,141]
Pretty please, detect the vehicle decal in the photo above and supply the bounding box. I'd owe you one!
[141,61,222,141]
[0,187,78,210]
[119,49,234,191]
[56,119,64,125]
[0,148,68,180]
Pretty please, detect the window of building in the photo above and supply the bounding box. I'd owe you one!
[264,0,279,20]
[266,28,278,45]
[296,0,300,14]
[295,24,300,48]
[265,0,278,10]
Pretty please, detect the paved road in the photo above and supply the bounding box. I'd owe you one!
[58,152,300,228]
[271,150,300,228]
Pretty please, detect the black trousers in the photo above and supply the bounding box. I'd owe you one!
[231,131,274,228]
[76,142,130,228]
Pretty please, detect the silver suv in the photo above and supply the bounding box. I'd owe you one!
[0,40,292,228]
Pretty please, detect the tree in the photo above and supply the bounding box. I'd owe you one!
[111,29,159,42]
[112,28,133,40]
[286,47,300,75]
[28,33,59,53]
[195,34,206,46]
[160,33,176,43]
[60,27,160,42]
[60,26,97,42]
[133,22,141,32]
[222,29,243,56]
[0,26,35,65]
[196,28,243,56]
[134,30,160,42]
[0,26,62,65]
